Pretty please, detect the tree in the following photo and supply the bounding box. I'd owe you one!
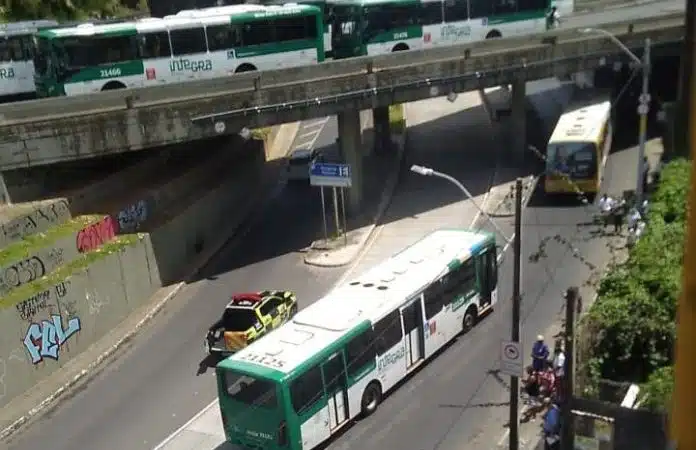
[0,0,148,21]
[581,159,689,404]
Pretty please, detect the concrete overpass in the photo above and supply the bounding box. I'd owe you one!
[0,11,683,208]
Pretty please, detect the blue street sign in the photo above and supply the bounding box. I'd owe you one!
[309,162,352,188]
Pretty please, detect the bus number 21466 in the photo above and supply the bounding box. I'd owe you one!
[100,68,122,78]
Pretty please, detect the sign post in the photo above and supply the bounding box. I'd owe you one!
[340,187,347,245]
[320,187,328,242]
[310,162,352,243]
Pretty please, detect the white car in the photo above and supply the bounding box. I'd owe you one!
[286,148,322,182]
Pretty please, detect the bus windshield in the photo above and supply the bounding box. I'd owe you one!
[220,369,278,408]
[546,142,597,179]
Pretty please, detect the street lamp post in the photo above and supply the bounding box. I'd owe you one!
[410,164,511,243]
[581,28,651,203]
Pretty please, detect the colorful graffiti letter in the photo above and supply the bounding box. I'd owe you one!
[23,315,81,364]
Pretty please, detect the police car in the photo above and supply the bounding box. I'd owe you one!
[205,291,298,355]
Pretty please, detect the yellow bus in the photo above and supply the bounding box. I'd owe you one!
[544,97,612,196]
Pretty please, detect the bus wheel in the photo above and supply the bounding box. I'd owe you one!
[235,64,257,73]
[485,30,502,39]
[462,306,478,333]
[392,43,409,52]
[360,382,382,417]
[101,81,126,91]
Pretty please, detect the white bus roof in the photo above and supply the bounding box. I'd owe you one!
[548,99,611,145]
[38,4,318,38]
[228,228,492,376]
[0,20,58,37]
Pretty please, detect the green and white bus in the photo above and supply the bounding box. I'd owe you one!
[33,3,324,97]
[328,0,551,58]
[0,20,58,101]
[216,228,499,450]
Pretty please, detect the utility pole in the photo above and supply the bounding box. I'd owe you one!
[561,287,578,450]
[509,178,523,450]
[635,38,651,203]
[671,0,696,445]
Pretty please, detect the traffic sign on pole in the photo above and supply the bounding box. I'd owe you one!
[309,162,352,188]
[500,340,524,377]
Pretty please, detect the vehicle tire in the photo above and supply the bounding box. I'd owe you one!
[101,81,126,91]
[235,63,257,73]
[360,382,382,417]
[462,306,477,334]
[392,43,409,52]
[485,30,502,39]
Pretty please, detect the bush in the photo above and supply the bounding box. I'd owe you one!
[641,366,674,412]
[581,159,689,403]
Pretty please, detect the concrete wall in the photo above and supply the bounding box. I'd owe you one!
[148,140,265,284]
[0,236,160,411]
[0,200,72,249]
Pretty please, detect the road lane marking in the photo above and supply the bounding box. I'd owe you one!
[152,399,218,450]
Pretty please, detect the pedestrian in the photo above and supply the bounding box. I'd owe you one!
[542,402,562,450]
[546,6,561,29]
[627,207,642,232]
[611,197,626,234]
[598,194,614,228]
[642,156,650,194]
[552,342,566,378]
[531,335,550,372]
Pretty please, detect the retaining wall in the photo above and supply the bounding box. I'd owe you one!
[0,200,72,249]
[0,236,160,411]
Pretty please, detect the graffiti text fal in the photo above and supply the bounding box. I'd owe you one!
[23,315,81,364]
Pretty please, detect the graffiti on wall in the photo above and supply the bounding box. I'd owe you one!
[23,315,81,364]
[1,256,46,294]
[76,216,118,253]
[0,200,69,245]
[116,199,148,232]
[15,281,69,322]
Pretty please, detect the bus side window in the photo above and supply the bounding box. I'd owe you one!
[169,27,207,56]
[206,24,241,51]
[424,281,446,319]
[420,2,443,25]
[373,310,402,354]
[140,32,171,59]
[445,259,476,298]
[242,20,274,47]
[444,0,467,23]
[20,36,34,60]
[275,16,317,42]
[289,365,324,414]
[468,0,494,19]
[493,0,518,15]
[517,0,547,12]
[6,36,25,61]
[345,327,377,377]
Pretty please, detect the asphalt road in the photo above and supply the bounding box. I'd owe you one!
[3,121,342,450]
[323,115,641,450]
[3,1,681,448]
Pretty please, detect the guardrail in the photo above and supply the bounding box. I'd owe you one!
[0,11,683,125]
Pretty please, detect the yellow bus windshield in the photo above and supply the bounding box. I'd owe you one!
[546,142,598,179]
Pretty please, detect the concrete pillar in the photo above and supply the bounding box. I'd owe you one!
[373,106,391,154]
[0,172,10,205]
[510,79,527,165]
[337,109,363,214]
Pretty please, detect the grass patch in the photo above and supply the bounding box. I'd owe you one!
[251,127,272,141]
[0,234,143,310]
[0,215,106,266]
[389,104,405,134]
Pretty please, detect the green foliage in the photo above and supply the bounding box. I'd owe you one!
[640,366,674,412]
[582,159,689,404]
[0,0,148,22]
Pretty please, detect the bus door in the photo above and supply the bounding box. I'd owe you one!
[321,352,349,430]
[476,248,497,311]
[401,297,425,369]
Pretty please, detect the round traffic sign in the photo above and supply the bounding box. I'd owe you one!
[214,121,226,134]
[503,343,520,361]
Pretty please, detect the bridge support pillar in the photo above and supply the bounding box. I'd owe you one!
[0,172,10,205]
[337,109,363,214]
[373,106,391,154]
[510,79,527,164]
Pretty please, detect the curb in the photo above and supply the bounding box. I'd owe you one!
[572,0,661,13]
[303,130,408,268]
[0,123,300,442]
[487,175,538,218]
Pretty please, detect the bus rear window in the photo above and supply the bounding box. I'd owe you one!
[222,370,278,409]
